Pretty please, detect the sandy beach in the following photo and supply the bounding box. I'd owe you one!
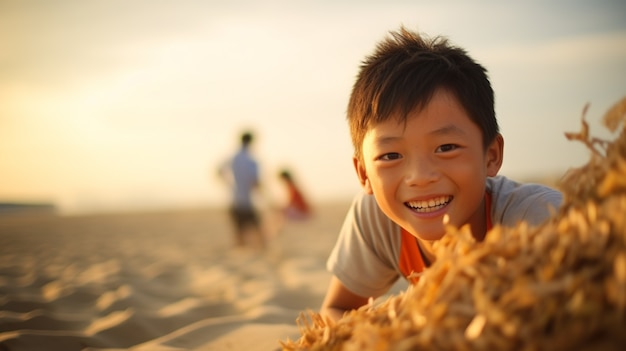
[0,201,393,351]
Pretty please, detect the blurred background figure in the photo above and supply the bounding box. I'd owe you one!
[261,168,313,238]
[218,131,266,249]
[278,169,312,221]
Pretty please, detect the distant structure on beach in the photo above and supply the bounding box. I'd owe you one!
[0,202,57,216]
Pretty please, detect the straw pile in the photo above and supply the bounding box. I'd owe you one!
[280,96,626,351]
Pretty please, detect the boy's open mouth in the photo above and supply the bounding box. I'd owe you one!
[405,196,452,213]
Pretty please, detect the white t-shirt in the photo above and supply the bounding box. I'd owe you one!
[229,148,259,208]
[326,175,563,298]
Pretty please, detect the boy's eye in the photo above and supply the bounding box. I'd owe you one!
[378,152,402,161]
[436,144,458,153]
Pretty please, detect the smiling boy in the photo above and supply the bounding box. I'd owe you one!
[320,27,563,322]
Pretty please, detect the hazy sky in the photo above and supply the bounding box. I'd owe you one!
[2,0,625,214]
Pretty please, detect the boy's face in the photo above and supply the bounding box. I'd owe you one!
[354,88,503,241]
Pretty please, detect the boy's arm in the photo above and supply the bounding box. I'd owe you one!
[320,276,371,322]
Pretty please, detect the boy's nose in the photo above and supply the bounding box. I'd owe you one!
[404,156,439,186]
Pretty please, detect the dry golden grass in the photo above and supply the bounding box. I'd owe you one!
[281,96,626,351]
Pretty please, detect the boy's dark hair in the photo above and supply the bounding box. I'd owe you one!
[279,169,293,181]
[241,132,253,147]
[348,27,499,161]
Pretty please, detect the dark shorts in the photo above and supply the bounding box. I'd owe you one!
[230,207,260,230]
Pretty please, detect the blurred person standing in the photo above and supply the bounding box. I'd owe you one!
[218,131,266,248]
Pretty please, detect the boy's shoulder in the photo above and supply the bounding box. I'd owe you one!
[487,175,563,227]
[486,175,561,199]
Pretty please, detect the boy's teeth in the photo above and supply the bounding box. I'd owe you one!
[407,196,450,212]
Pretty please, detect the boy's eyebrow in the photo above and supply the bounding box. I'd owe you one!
[373,135,403,146]
[372,124,466,145]
[429,124,466,136]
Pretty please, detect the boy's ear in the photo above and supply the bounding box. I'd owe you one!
[485,133,504,177]
[353,157,373,194]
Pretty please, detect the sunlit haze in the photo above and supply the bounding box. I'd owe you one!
[2,0,625,214]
